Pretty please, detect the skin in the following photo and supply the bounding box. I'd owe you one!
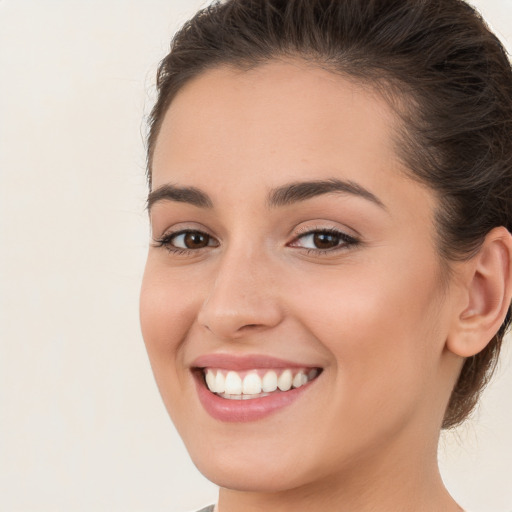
[140,59,472,511]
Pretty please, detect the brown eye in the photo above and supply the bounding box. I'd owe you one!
[312,232,340,249]
[181,231,210,249]
[290,228,358,254]
[154,229,219,254]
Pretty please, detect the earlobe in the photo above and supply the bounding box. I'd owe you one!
[447,226,512,358]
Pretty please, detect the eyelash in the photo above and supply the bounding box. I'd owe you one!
[291,226,359,255]
[153,227,359,256]
[152,230,218,256]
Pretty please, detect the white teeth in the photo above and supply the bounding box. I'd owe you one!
[203,367,320,396]
[205,369,216,391]
[221,392,271,400]
[214,371,226,394]
[225,371,242,395]
[262,370,278,392]
[292,371,307,388]
[277,369,293,391]
[243,373,262,394]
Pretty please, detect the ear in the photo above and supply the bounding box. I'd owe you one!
[446,226,512,358]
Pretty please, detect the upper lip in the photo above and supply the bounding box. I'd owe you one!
[191,353,321,371]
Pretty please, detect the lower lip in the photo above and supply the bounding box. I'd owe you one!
[194,372,317,422]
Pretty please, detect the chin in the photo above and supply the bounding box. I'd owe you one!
[193,453,306,493]
[183,427,331,494]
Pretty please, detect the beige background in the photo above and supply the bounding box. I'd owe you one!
[1,1,511,511]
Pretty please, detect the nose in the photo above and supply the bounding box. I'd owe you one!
[197,246,284,340]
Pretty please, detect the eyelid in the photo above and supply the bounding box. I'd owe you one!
[152,227,219,254]
[288,225,360,253]
[293,221,361,238]
[151,219,213,238]
[152,224,360,256]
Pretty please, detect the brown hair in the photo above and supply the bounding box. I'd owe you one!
[146,0,512,429]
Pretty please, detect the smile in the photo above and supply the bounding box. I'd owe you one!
[192,354,323,422]
[204,368,320,399]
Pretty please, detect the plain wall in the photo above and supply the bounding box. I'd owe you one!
[0,1,511,511]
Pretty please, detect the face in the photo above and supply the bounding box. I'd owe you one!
[140,60,461,493]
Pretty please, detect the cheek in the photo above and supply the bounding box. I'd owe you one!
[140,258,198,350]
[286,252,447,408]
[139,260,200,394]
[140,261,206,431]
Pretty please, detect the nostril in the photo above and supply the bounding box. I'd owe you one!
[198,290,284,339]
[202,321,266,337]
[238,324,268,334]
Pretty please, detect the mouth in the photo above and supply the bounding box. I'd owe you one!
[191,354,323,422]
[202,367,321,400]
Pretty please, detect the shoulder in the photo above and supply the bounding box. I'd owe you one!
[195,506,215,512]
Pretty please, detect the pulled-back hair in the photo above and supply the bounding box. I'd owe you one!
[147,0,512,429]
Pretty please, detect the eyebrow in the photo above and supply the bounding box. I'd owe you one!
[267,178,386,210]
[147,178,386,211]
[147,184,213,210]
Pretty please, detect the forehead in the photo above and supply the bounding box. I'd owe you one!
[151,59,430,216]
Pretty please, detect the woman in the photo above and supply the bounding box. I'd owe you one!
[139,0,512,510]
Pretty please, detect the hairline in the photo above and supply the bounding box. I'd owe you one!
[147,54,464,286]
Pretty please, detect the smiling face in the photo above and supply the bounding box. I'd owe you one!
[140,60,463,497]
